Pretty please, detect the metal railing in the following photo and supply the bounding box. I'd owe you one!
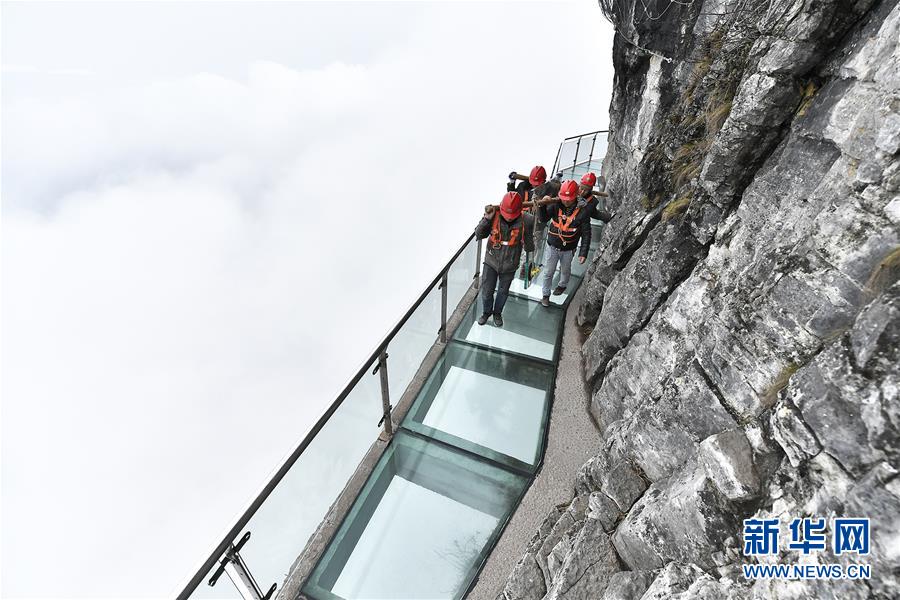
[551,129,608,177]
[177,233,483,600]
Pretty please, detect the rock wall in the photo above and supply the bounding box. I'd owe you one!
[498,0,900,598]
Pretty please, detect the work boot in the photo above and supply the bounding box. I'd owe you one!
[552,285,567,296]
[477,313,490,326]
[541,296,551,307]
[493,313,504,327]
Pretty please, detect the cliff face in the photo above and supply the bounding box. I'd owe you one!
[500,0,900,598]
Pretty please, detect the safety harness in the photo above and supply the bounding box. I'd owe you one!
[549,205,582,244]
[489,212,524,249]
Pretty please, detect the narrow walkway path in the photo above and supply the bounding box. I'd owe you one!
[468,283,602,600]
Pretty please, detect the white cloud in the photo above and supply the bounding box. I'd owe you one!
[1,2,614,597]
[1,64,95,76]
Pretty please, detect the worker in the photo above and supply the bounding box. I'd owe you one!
[507,165,547,197]
[579,172,613,222]
[538,180,592,306]
[531,172,562,263]
[508,166,560,281]
[474,191,535,326]
[507,166,562,269]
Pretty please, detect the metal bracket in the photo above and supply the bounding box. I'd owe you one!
[371,352,388,375]
[208,532,276,600]
[377,404,393,427]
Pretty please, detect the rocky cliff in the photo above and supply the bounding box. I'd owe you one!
[499,0,900,598]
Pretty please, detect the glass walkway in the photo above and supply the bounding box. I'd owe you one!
[178,131,607,600]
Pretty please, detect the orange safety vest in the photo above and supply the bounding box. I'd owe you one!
[489,212,524,248]
[549,206,581,243]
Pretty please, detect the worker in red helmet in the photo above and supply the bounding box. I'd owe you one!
[579,172,613,222]
[529,165,547,186]
[474,191,535,326]
[580,171,598,192]
[537,180,592,306]
[506,165,548,197]
[507,165,562,270]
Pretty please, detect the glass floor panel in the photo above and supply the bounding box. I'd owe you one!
[402,342,553,470]
[509,270,581,305]
[454,295,562,362]
[508,241,588,304]
[303,431,529,600]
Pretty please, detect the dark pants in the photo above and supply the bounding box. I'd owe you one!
[481,263,515,316]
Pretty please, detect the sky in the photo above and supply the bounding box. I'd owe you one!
[0,1,614,598]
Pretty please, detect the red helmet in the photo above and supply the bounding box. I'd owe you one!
[529,165,547,186]
[581,172,597,187]
[500,191,523,220]
[559,180,578,203]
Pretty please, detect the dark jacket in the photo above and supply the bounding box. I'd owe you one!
[533,178,561,203]
[507,179,533,198]
[507,178,560,204]
[475,212,536,273]
[528,178,561,249]
[539,200,592,258]
[584,194,613,222]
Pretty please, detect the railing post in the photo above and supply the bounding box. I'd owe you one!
[208,532,276,600]
[573,137,581,170]
[552,142,562,176]
[375,351,393,438]
[475,239,482,289]
[439,273,448,344]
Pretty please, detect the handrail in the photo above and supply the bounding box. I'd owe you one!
[176,231,477,600]
[559,128,608,142]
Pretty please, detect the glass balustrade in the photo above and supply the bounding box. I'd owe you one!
[555,138,578,174]
[575,132,595,166]
[591,135,608,175]
[192,357,387,599]
[387,283,443,404]
[184,235,480,600]
[555,130,607,182]
[447,238,478,314]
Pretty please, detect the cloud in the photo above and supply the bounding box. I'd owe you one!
[1,64,95,76]
[1,2,613,597]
